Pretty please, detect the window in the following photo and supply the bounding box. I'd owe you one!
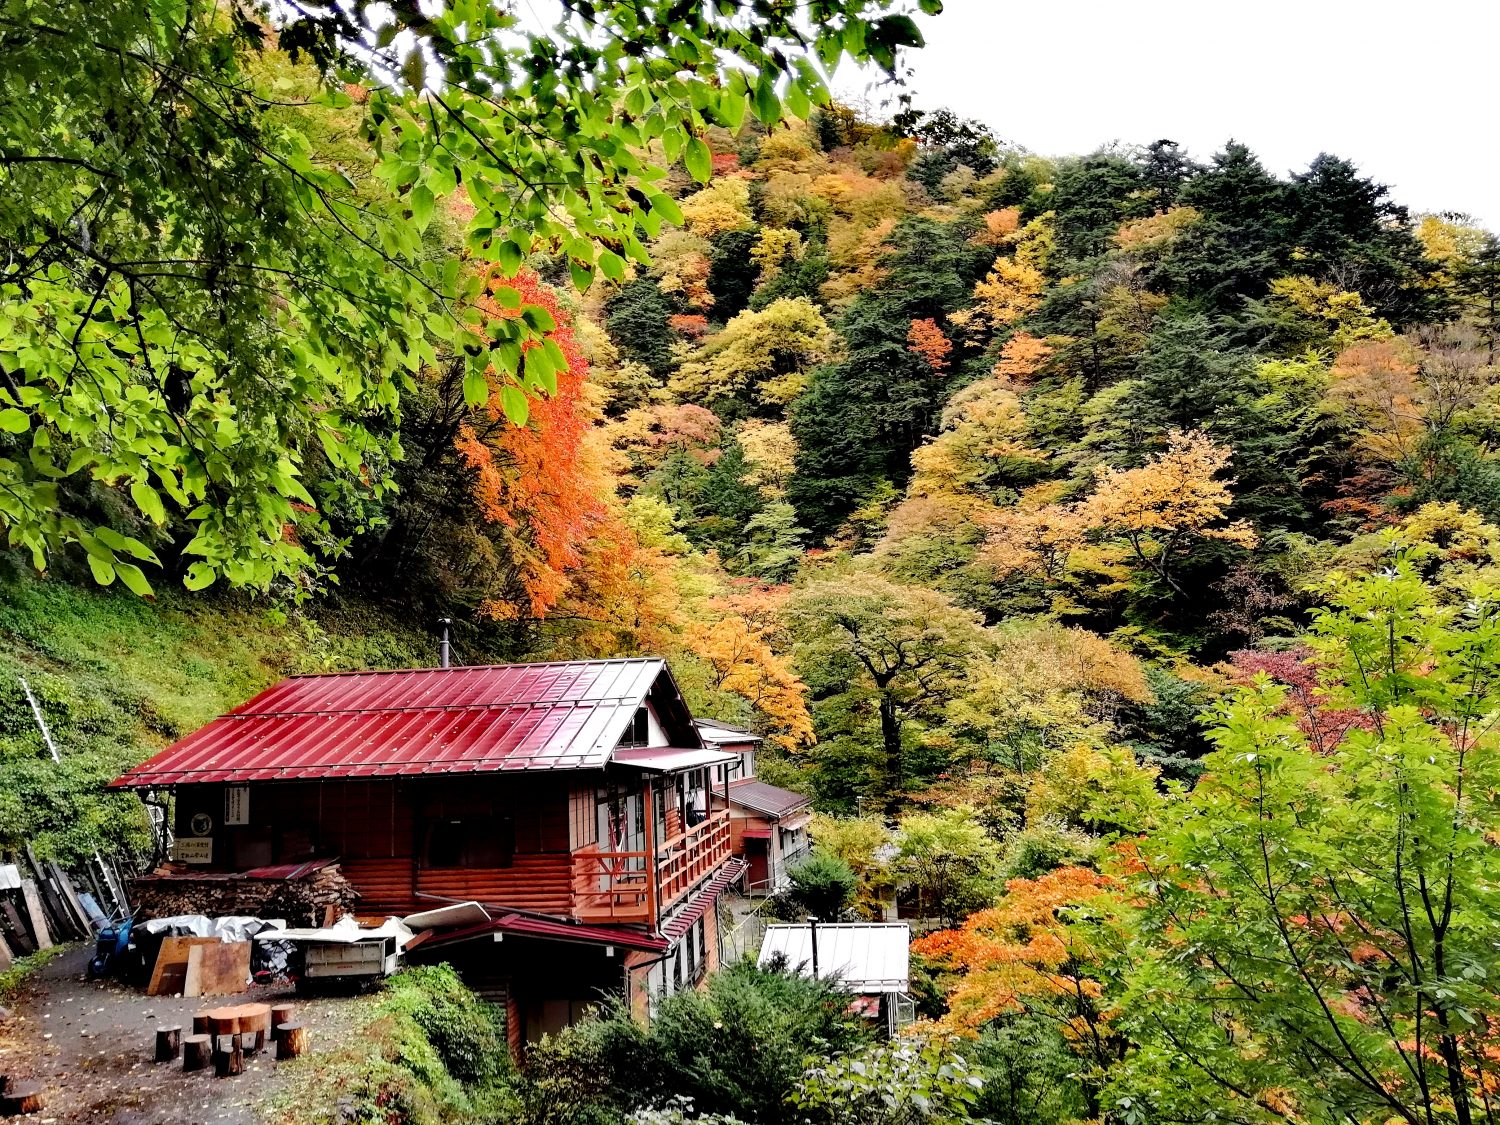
[618,707,650,747]
[421,817,514,868]
[739,750,756,779]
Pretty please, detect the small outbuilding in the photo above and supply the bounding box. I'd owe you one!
[758,921,913,1036]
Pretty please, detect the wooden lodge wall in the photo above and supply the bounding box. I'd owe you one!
[173,776,585,916]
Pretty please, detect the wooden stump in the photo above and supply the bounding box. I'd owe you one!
[0,1079,45,1115]
[240,1030,260,1056]
[182,1034,212,1072]
[207,1009,241,1040]
[213,1034,244,1078]
[154,1025,182,1063]
[269,1004,296,1037]
[276,1022,307,1060]
[191,1011,213,1037]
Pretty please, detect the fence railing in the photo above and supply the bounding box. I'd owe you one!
[572,810,733,925]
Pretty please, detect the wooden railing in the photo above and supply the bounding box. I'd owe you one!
[572,809,733,926]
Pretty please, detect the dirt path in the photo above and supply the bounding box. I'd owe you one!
[0,946,361,1125]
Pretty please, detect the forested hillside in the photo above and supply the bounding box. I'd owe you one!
[5,6,1500,1118]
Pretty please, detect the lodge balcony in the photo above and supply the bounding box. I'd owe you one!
[571,808,733,926]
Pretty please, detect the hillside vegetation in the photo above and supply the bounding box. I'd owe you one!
[5,5,1500,1120]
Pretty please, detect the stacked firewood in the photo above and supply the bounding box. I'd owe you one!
[131,863,357,926]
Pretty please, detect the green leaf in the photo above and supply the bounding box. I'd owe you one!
[684,136,712,183]
[410,185,435,230]
[785,79,811,120]
[0,408,28,433]
[498,241,524,276]
[570,259,594,292]
[493,285,522,310]
[522,305,557,333]
[115,561,154,598]
[753,77,780,125]
[463,368,491,407]
[183,562,216,591]
[131,481,166,524]
[500,384,529,426]
[87,553,116,586]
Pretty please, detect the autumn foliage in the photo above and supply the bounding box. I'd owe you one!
[457,269,606,621]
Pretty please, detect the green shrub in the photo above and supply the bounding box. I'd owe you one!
[784,851,857,921]
[517,960,867,1124]
[269,965,516,1125]
[381,965,509,1084]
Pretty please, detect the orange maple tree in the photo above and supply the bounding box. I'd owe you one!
[456,269,606,621]
[913,866,1124,1115]
[907,317,953,373]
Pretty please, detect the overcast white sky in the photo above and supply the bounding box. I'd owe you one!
[837,0,1499,231]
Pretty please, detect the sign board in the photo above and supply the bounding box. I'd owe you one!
[224,786,250,826]
[173,838,213,864]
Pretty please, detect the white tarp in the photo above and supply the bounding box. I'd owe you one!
[141,914,285,942]
[255,915,413,949]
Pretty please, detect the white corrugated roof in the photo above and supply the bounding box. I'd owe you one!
[758,922,910,993]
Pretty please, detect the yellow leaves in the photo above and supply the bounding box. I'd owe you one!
[1081,429,1257,550]
[1266,275,1393,352]
[964,255,1046,334]
[685,615,814,751]
[679,176,753,237]
[669,297,836,409]
[736,419,798,500]
[1113,205,1201,251]
[982,431,1255,594]
[910,378,1046,497]
[750,227,804,280]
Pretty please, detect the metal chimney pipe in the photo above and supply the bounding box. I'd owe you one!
[438,618,453,668]
[807,915,819,979]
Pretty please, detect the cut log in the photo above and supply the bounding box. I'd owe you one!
[17,880,51,950]
[238,1002,271,1037]
[154,1025,182,1063]
[240,1030,261,1056]
[213,1034,243,1078]
[276,1022,307,1060]
[0,1079,45,1115]
[191,1011,213,1037]
[269,1004,296,1036]
[182,1034,212,1072]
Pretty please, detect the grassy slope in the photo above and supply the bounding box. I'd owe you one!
[0,570,436,862]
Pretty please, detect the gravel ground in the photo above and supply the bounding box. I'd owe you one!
[0,946,361,1125]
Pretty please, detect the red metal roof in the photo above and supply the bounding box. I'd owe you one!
[112,659,675,787]
[415,911,671,953]
[728,778,811,818]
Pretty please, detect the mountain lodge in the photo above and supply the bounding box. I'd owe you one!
[110,658,772,1048]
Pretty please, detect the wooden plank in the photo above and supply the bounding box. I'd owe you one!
[48,864,91,934]
[17,880,51,950]
[0,900,34,955]
[147,936,219,996]
[0,926,12,971]
[186,942,250,997]
[182,946,204,999]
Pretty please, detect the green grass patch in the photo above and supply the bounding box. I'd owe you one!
[0,945,69,1004]
[267,965,517,1125]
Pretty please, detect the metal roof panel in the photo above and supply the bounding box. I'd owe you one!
[112,659,673,787]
